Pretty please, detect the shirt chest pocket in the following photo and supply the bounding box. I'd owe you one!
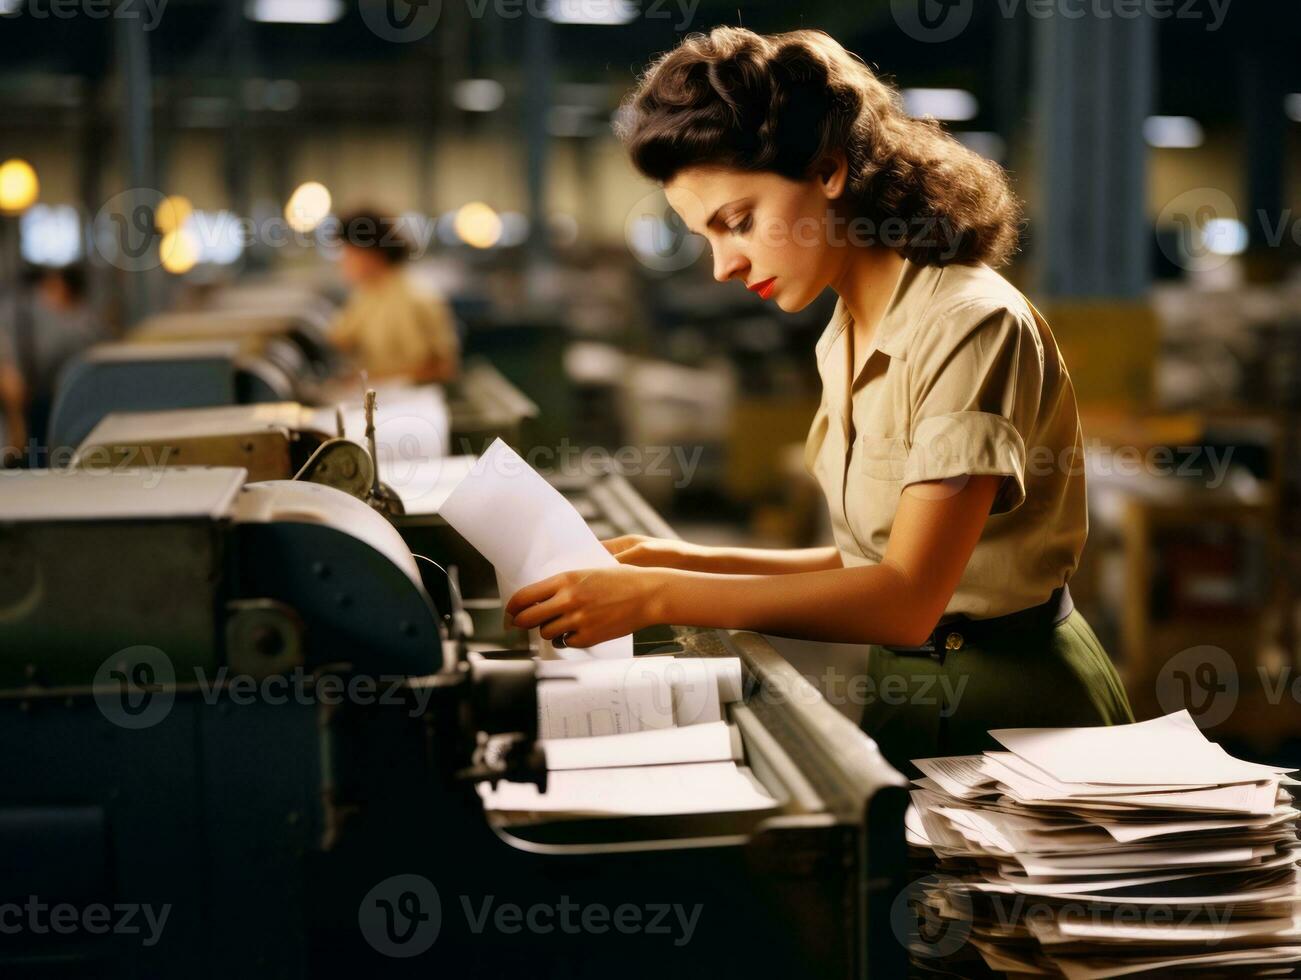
[854,433,909,482]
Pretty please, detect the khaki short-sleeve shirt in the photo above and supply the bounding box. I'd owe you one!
[803,258,1088,620]
[332,272,460,377]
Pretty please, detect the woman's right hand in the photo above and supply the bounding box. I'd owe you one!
[602,534,705,570]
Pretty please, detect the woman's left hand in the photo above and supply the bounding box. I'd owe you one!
[505,565,672,649]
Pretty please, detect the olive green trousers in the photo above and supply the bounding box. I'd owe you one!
[860,609,1135,777]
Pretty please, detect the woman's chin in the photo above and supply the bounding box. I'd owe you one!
[773,286,810,313]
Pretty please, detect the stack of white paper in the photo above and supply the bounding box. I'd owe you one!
[905,711,1301,978]
[478,655,776,819]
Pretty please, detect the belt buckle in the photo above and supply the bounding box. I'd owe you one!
[919,628,963,664]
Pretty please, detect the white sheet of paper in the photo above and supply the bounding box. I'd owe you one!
[535,656,744,726]
[984,751,1230,797]
[436,438,632,660]
[989,710,1294,786]
[540,721,739,771]
[1098,807,1299,843]
[1015,844,1268,876]
[536,668,675,738]
[1044,911,1301,945]
[914,756,998,798]
[478,761,777,816]
[393,455,477,515]
[1053,944,1301,980]
[981,754,1279,815]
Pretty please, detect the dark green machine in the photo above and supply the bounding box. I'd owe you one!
[0,465,909,979]
[47,325,536,456]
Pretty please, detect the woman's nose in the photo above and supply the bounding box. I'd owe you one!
[712,245,748,284]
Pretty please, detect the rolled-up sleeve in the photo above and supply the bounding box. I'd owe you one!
[901,304,1044,515]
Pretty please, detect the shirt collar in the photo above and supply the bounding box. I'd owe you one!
[817,257,939,370]
[874,258,927,361]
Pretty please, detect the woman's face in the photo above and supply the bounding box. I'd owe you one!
[664,163,849,312]
[339,245,391,287]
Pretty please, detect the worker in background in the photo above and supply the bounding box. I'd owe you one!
[0,264,100,457]
[330,208,460,383]
[507,27,1135,776]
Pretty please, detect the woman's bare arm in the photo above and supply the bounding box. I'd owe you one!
[653,475,1000,646]
[510,475,1000,649]
[604,536,843,575]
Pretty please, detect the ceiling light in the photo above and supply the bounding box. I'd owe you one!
[902,88,978,122]
[245,0,344,24]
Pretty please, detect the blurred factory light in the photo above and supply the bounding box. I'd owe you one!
[547,105,600,137]
[155,194,193,234]
[0,0,22,15]
[498,212,529,248]
[554,82,614,108]
[285,181,332,233]
[453,79,506,113]
[436,211,461,247]
[314,214,342,258]
[160,228,200,275]
[245,0,343,23]
[565,341,627,384]
[266,80,301,111]
[902,88,978,122]
[1286,94,1301,123]
[453,202,502,249]
[1144,115,1204,148]
[20,204,81,266]
[0,158,39,214]
[955,131,1006,162]
[545,0,636,25]
[1202,218,1249,257]
[179,96,233,127]
[244,78,302,112]
[189,211,245,265]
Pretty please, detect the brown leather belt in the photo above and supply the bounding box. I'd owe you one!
[882,584,1075,661]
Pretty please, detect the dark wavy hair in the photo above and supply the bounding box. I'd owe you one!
[616,27,1022,268]
[336,208,413,266]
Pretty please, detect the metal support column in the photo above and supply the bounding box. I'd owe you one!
[1032,3,1155,298]
[115,5,158,325]
[225,0,253,227]
[523,10,552,270]
[1241,57,1286,254]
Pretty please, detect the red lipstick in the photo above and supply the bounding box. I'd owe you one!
[748,277,776,300]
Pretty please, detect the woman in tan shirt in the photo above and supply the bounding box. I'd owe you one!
[507,27,1133,771]
[330,209,460,383]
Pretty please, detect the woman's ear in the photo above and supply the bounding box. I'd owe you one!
[815,152,849,200]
